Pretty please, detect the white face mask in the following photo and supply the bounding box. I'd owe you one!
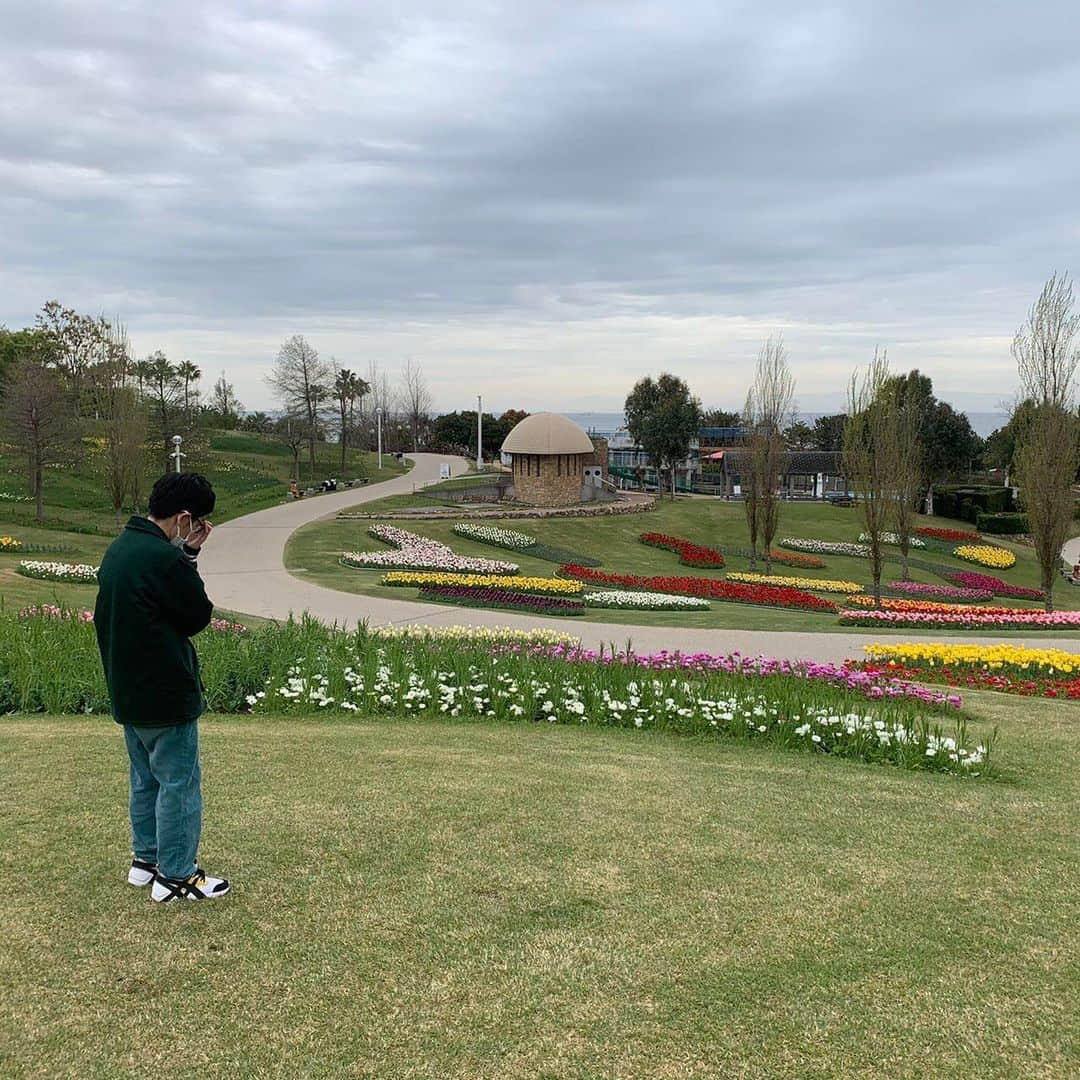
[171,512,196,549]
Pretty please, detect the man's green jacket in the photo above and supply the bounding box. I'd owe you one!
[94,516,214,726]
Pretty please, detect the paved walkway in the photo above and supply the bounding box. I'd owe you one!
[201,454,1080,663]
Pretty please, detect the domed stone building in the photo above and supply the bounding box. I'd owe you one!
[501,412,607,506]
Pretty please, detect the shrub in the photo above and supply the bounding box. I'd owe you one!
[976,512,1029,535]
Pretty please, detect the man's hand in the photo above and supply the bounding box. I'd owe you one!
[185,519,213,550]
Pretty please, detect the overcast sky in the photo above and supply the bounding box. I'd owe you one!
[1,1,1077,417]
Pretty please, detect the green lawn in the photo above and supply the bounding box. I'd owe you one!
[0,431,409,610]
[1,694,1076,1078]
[285,498,1080,634]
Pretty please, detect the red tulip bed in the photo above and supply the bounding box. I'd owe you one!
[942,570,1045,601]
[848,659,1080,699]
[559,564,837,612]
[640,533,725,568]
[417,585,585,617]
[917,526,982,543]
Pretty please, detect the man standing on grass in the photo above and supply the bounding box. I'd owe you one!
[94,472,230,903]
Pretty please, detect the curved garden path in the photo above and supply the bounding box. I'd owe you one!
[202,454,1080,663]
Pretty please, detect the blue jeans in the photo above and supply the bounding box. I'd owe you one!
[123,721,202,880]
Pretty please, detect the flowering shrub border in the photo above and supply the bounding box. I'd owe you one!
[640,532,725,568]
[559,564,836,612]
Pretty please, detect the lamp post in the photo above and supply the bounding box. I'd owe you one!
[476,394,482,471]
[171,435,185,474]
[376,407,383,470]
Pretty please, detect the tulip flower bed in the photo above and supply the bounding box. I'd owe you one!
[942,571,1044,601]
[14,603,247,634]
[581,590,711,611]
[0,535,23,551]
[416,585,586,616]
[369,624,577,647]
[639,532,725,568]
[342,525,519,574]
[727,571,864,595]
[779,538,870,558]
[382,570,583,596]
[16,560,99,583]
[453,521,602,567]
[886,581,995,603]
[855,642,1080,699]
[0,612,993,774]
[859,531,928,549]
[839,607,1080,630]
[917,526,982,543]
[559,564,837,612]
[846,596,1020,615]
[504,643,962,709]
[953,544,1016,569]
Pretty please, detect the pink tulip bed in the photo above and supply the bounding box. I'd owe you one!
[16,604,246,634]
[494,643,963,709]
[942,571,1045,601]
[886,581,995,603]
[839,608,1080,630]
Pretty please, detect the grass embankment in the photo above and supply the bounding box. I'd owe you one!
[1,694,1076,1078]
[0,431,408,609]
[286,499,1080,634]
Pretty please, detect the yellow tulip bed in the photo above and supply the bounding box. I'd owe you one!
[852,642,1080,698]
[727,571,863,595]
[381,571,584,596]
[0,536,23,551]
[953,544,1016,569]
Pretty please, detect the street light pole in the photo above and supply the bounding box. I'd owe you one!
[171,435,184,474]
[376,407,383,470]
[476,394,482,471]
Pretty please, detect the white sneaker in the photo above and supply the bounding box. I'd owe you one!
[151,868,231,903]
[128,858,157,887]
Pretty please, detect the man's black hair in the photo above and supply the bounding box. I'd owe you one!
[148,472,216,520]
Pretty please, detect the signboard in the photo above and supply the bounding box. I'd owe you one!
[439,463,451,480]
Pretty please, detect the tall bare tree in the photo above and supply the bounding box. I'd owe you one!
[887,373,930,581]
[1012,273,1080,612]
[211,372,243,425]
[743,336,795,574]
[843,349,897,606]
[88,322,148,529]
[398,358,433,452]
[273,412,306,483]
[365,359,394,451]
[267,336,332,471]
[1,355,76,521]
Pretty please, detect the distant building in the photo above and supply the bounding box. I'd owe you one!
[501,413,608,506]
[706,450,847,499]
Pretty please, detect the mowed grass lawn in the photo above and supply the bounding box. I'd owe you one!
[285,497,1080,634]
[1,695,1076,1078]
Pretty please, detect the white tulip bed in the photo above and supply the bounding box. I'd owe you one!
[858,532,927,549]
[582,590,710,611]
[452,523,536,551]
[16,560,99,583]
[342,525,519,574]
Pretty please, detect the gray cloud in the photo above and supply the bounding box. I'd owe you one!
[1,0,1077,413]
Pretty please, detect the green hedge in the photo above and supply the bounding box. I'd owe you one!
[977,512,1029,535]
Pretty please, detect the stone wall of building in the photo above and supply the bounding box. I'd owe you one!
[584,437,609,476]
[511,452,586,506]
